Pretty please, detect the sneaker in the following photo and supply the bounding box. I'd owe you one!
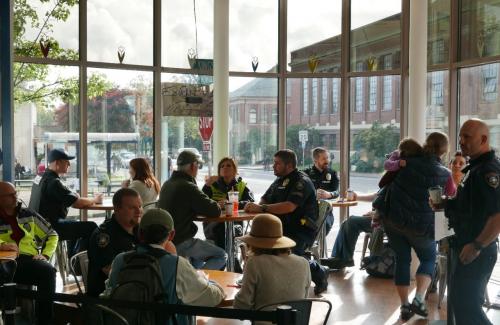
[320,257,354,269]
[410,297,428,317]
[400,303,414,321]
[313,267,329,295]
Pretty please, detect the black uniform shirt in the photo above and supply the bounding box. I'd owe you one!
[302,165,339,197]
[38,170,78,224]
[446,150,500,247]
[262,169,318,242]
[87,216,139,297]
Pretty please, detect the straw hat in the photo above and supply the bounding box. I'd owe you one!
[238,214,296,249]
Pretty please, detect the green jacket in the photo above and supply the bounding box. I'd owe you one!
[0,207,58,258]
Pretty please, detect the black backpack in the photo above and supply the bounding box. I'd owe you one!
[107,247,175,325]
[361,242,395,279]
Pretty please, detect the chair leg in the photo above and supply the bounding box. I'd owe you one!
[437,255,447,309]
[56,241,69,285]
[360,233,371,264]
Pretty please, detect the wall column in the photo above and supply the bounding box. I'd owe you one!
[213,0,230,166]
[408,0,428,143]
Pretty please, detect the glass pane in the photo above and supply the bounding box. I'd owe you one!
[14,0,79,59]
[426,70,449,135]
[349,76,401,211]
[286,78,341,170]
[460,0,500,60]
[288,0,342,73]
[162,0,214,68]
[428,0,450,65]
[459,63,500,151]
[229,0,278,72]
[87,69,154,219]
[13,64,80,218]
[350,0,401,72]
[88,0,153,65]
[229,77,278,200]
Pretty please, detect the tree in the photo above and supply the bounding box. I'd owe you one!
[286,125,322,166]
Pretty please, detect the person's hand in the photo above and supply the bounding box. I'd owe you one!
[204,175,218,187]
[399,159,407,167]
[218,200,227,209]
[32,254,48,261]
[459,243,481,265]
[0,243,19,253]
[121,179,130,188]
[429,196,446,211]
[244,202,262,213]
[316,189,331,200]
[93,193,104,204]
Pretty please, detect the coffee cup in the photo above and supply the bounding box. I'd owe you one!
[225,202,233,216]
[428,186,443,205]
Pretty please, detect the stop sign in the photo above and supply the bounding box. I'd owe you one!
[199,117,213,141]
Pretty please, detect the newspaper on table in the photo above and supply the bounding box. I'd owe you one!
[434,210,454,241]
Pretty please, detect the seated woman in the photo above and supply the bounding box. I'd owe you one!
[234,214,311,310]
[449,151,467,187]
[202,157,254,249]
[122,158,160,210]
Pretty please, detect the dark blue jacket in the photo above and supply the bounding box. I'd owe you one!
[387,155,450,236]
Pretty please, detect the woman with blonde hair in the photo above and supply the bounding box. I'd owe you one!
[122,157,160,210]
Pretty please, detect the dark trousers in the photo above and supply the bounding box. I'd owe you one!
[53,220,97,256]
[293,237,327,286]
[332,215,372,260]
[14,255,56,325]
[450,241,497,325]
[324,211,334,236]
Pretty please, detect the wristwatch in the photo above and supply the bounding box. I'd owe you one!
[261,204,268,213]
[472,240,483,251]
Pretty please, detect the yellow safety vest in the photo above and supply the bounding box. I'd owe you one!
[210,179,247,202]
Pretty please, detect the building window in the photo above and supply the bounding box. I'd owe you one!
[312,78,318,114]
[332,78,339,113]
[249,107,257,124]
[431,39,445,65]
[482,64,498,102]
[383,76,392,111]
[261,107,268,123]
[321,78,328,114]
[354,77,363,112]
[369,77,377,111]
[303,79,308,116]
[431,71,444,106]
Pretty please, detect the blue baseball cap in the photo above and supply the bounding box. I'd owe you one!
[48,149,75,163]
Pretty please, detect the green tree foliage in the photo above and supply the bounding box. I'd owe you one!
[286,125,322,166]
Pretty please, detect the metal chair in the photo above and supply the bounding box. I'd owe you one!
[55,240,70,285]
[308,200,333,260]
[257,298,332,325]
[69,250,89,295]
[142,200,158,210]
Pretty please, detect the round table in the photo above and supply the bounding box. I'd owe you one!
[329,199,358,207]
[203,270,242,307]
[82,198,114,219]
[0,251,17,260]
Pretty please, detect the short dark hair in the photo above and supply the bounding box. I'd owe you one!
[141,224,169,244]
[312,147,328,160]
[274,149,297,168]
[113,188,140,208]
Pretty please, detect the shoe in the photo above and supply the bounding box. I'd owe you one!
[320,257,354,269]
[410,297,428,317]
[400,303,414,321]
[314,267,329,295]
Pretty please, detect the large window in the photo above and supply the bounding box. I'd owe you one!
[312,78,318,115]
[303,79,309,116]
[369,77,378,111]
[426,70,449,135]
[428,0,450,66]
[321,78,329,114]
[332,78,340,113]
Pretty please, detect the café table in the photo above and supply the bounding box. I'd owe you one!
[0,251,17,260]
[196,212,257,272]
[330,198,358,224]
[83,198,114,219]
[203,270,242,307]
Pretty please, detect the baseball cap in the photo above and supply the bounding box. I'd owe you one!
[140,208,174,232]
[48,149,75,163]
[177,150,203,166]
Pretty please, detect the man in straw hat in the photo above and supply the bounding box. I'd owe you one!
[234,214,311,310]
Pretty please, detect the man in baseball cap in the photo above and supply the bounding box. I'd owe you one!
[176,150,204,166]
[47,148,75,163]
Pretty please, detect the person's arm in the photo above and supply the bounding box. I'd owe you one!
[443,175,457,197]
[238,185,255,209]
[72,196,102,208]
[246,201,297,214]
[460,213,500,264]
[352,192,377,202]
[202,184,213,198]
[190,184,221,217]
[233,257,257,309]
[33,212,59,258]
[175,257,225,306]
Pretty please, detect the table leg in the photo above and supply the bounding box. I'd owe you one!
[226,221,234,272]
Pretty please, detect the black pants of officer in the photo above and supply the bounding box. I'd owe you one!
[450,241,497,325]
[293,235,328,287]
[53,220,98,256]
[15,255,56,325]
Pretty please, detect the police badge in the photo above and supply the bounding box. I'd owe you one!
[485,172,499,189]
[326,173,331,181]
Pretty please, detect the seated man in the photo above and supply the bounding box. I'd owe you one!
[244,149,329,295]
[158,150,227,270]
[87,188,142,297]
[29,148,100,255]
[106,208,225,324]
[320,192,377,269]
[0,181,58,325]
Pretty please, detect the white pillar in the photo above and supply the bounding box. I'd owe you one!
[213,0,230,166]
[408,0,427,143]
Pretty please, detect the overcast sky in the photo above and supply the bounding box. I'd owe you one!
[22,0,400,91]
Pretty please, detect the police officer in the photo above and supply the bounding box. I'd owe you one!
[87,188,142,297]
[302,147,339,235]
[244,149,329,295]
[436,119,499,325]
[29,148,99,255]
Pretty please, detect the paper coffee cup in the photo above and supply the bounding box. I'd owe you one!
[428,186,443,204]
[225,202,233,216]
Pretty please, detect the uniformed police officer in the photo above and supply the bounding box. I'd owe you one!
[87,188,142,297]
[29,148,99,255]
[302,147,339,235]
[435,119,499,325]
[244,149,329,295]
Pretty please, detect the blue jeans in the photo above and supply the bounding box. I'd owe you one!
[176,237,227,270]
[331,215,372,260]
[385,223,436,286]
[450,241,497,325]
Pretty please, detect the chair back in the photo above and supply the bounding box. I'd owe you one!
[257,298,332,325]
[142,200,158,211]
[69,250,89,294]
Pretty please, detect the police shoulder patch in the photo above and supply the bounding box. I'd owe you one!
[97,233,110,248]
[326,173,331,181]
[485,172,499,189]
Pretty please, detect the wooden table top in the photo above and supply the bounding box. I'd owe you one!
[0,250,17,260]
[197,212,257,223]
[204,270,242,307]
[83,199,114,211]
[329,199,358,207]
